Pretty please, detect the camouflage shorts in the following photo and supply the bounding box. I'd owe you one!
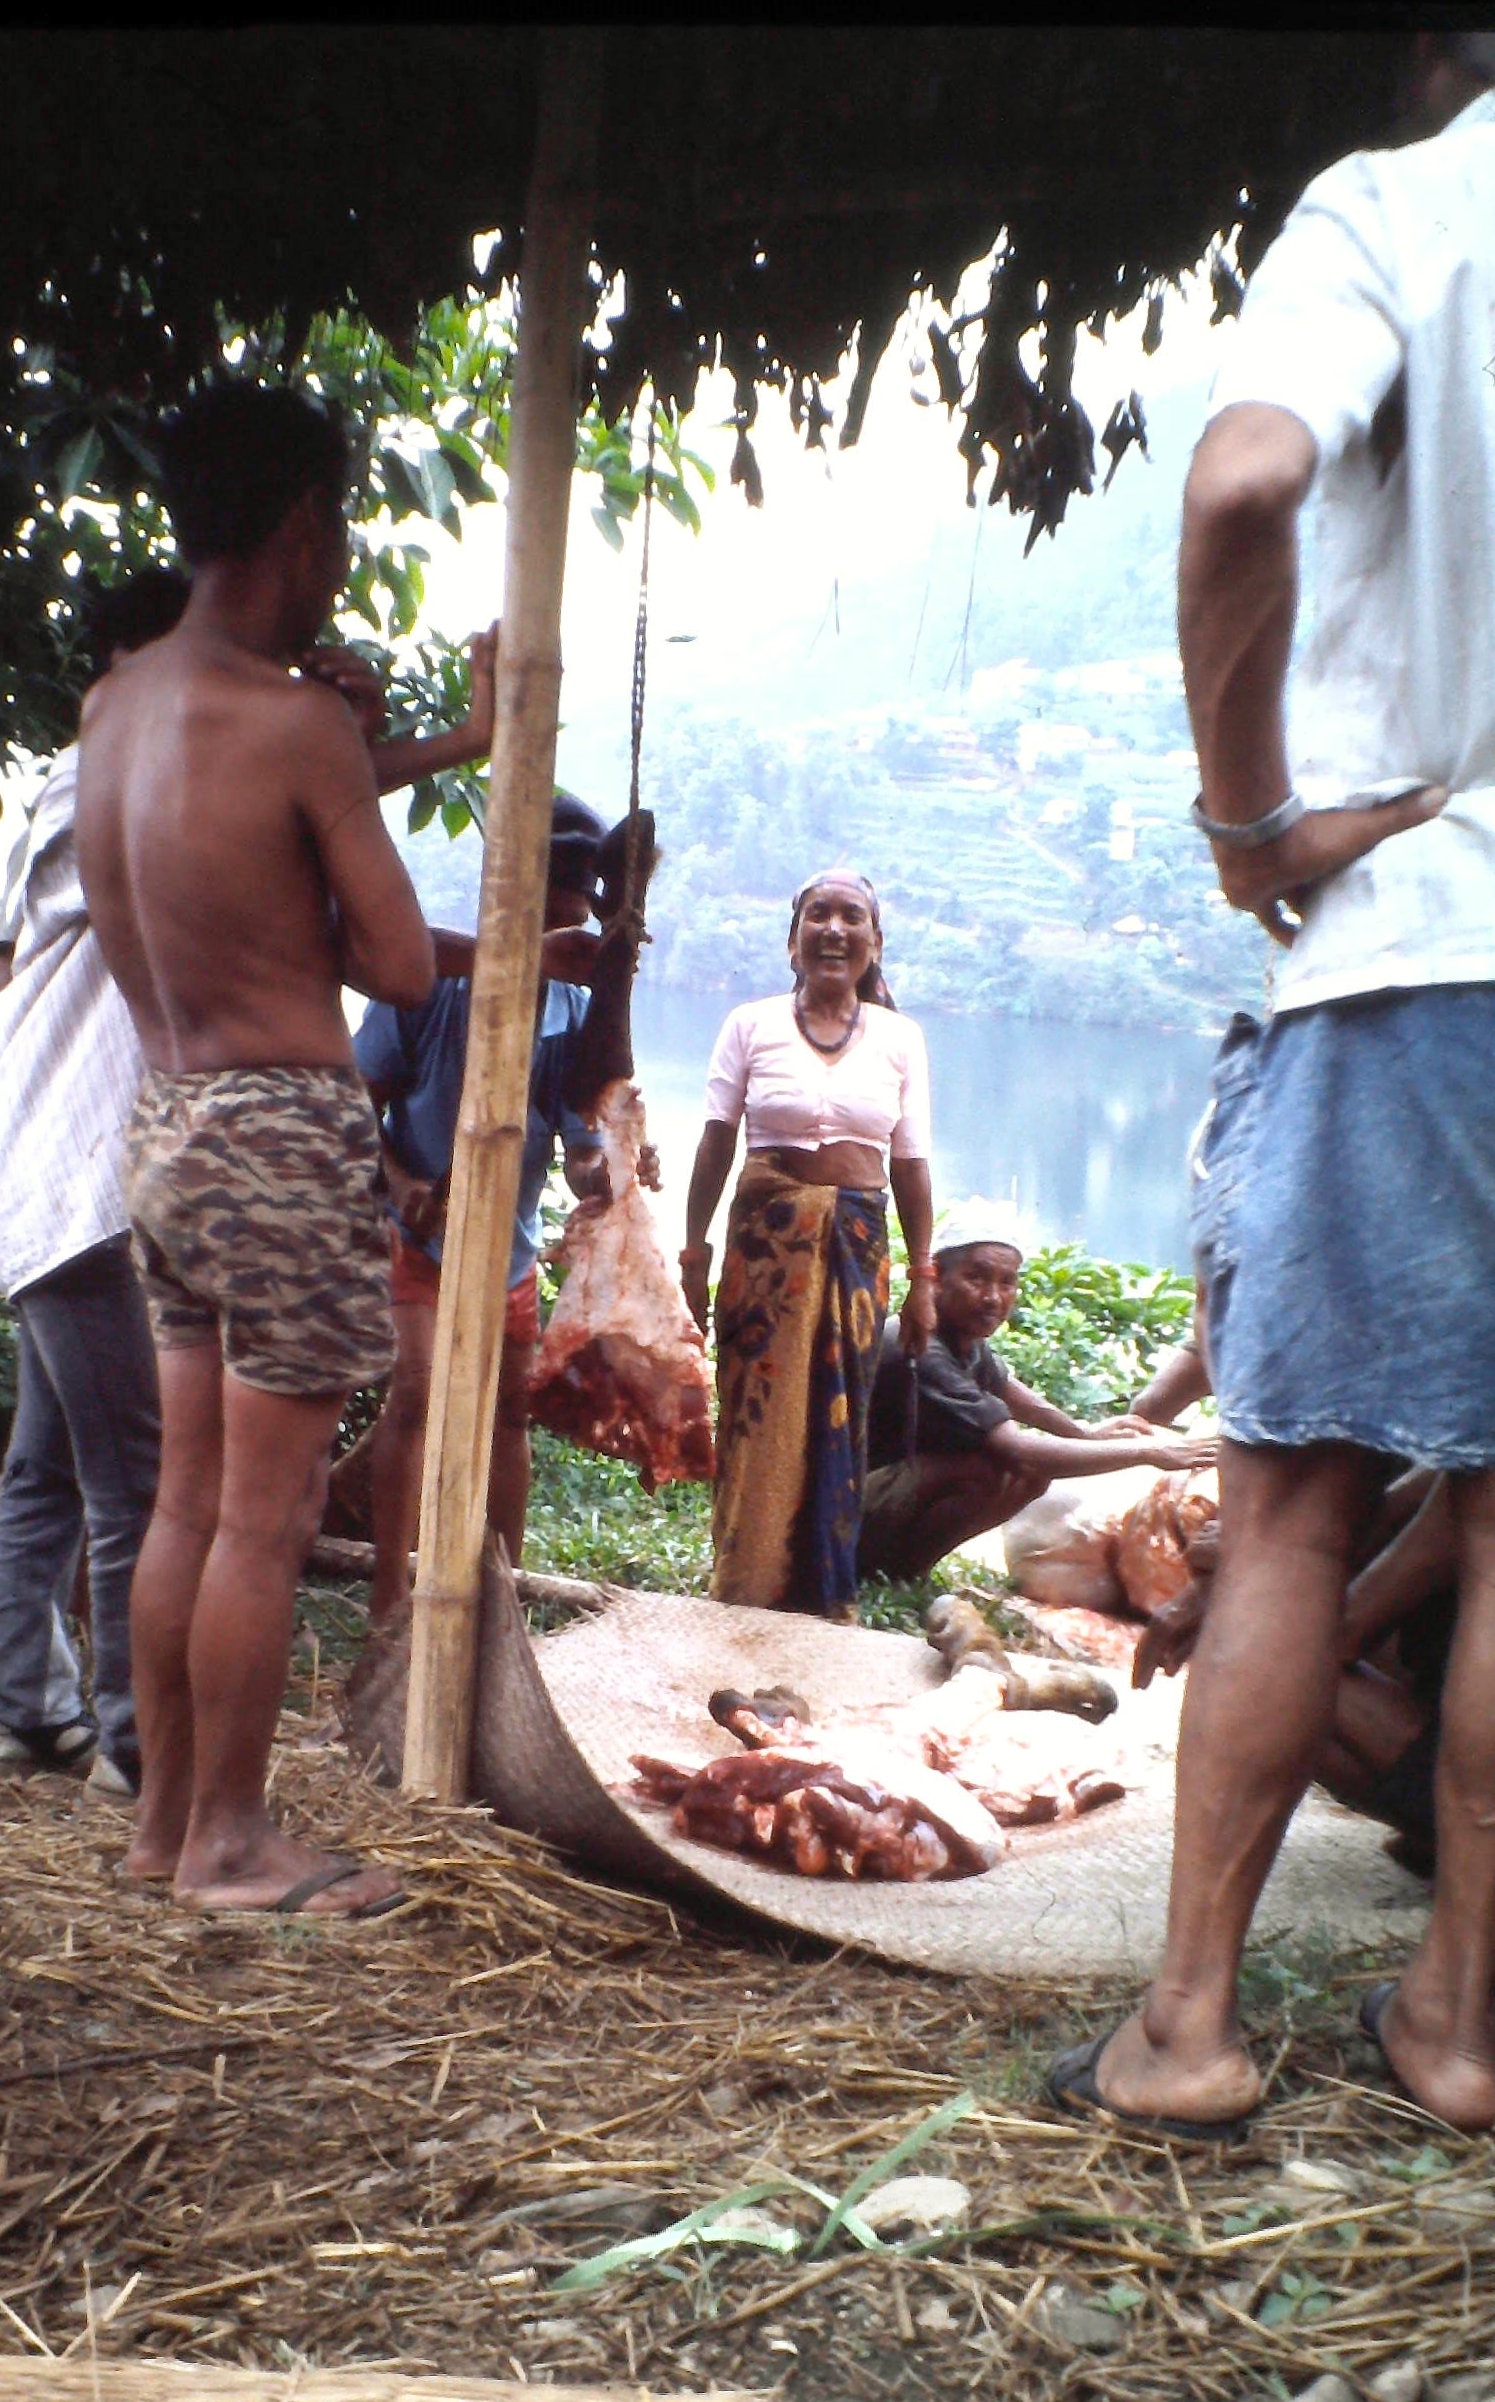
[125,1065,396,1399]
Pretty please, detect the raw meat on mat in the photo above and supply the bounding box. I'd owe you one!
[631,1743,1004,1879]
[528,1078,715,1490]
[629,1601,1129,1883]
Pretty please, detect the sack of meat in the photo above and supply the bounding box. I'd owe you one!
[528,1079,715,1491]
[1114,1468,1219,1618]
[1000,1466,1162,1614]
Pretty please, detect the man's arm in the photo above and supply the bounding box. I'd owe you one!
[1001,1373,1086,1437]
[1002,1372,1158,1441]
[987,1420,1217,1481]
[1131,1341,1213,1426]
[296,689,435,1007]
[1340,1475,1455,1664]
[1181,403,1445,936]
[300,627,499,798]
[371,624,498,797]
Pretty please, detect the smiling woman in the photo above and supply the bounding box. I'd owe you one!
[681,870,936,1619]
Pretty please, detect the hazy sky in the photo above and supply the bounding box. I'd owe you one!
[405,263,1240,805]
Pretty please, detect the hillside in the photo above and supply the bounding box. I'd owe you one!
[396,654,1268,1035]
[393,375,1271,1036]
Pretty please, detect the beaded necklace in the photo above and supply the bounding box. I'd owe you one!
[793,995,862,1057]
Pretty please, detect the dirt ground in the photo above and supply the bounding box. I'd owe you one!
[0,1590,1491,2402]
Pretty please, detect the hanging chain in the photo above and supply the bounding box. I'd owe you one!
[623,396,658,916]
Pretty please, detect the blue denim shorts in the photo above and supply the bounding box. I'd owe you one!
[1192,986,1495,1468]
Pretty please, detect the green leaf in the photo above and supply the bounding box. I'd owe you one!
[418,448,455,523]
[55,425,104,502]
[407,781,440,833]
[658,482,702,536]
[552,2181,799,2292]
[810,2093,976,2259]
[377,449,428,523]
[436,434,494,507]
[107,416,161,478]
[440,792,473,839]
[591,503,625,552]
[1383,2142,1452,2185]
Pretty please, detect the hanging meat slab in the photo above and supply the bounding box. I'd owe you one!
[529,807,714,1489]
[528,1077,715,1490]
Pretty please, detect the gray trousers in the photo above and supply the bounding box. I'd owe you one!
[0,1236,160,1769]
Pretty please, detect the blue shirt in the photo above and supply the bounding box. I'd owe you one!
[353,978,601,1288]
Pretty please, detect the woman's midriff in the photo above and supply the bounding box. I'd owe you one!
[751,1143,885,1190]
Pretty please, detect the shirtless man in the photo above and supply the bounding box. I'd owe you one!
[76,383,436,1918]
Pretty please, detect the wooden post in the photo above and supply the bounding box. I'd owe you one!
[402,31,603,1798]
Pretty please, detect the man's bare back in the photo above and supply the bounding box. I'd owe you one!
[78,625,432,1071]
[78,381,447,1921]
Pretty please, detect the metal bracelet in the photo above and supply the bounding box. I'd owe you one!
[1189,790,1304,850]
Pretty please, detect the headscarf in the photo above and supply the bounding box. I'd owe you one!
[788,869,895,1009]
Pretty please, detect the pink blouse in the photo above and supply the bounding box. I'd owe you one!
[704,993,931,1162]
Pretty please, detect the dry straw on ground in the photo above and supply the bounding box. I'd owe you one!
[0,1688,1491,2400]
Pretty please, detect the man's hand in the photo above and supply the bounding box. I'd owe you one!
[297,645,389,745]
[1207,785,1449,944]
[898,1278,937,1358]
[681,1257,712,1336]
[564,1141,661,1210]
[540,926,602,986]
[1088,1413,1160,1438]
[1147,1433,1219,1473]
[386,1162,445,1248]
[565,1151,611,1206]
[1133,1582,1209,1688]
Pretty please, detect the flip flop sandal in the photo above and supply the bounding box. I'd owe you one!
[1047,2029,1256,2146]
[1358,1979,1401,2071]
[272,1858,409,1921]
[181,1857,408,1922]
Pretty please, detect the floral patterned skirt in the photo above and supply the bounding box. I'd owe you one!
[710,1157,890,1617]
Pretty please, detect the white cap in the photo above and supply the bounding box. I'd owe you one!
[933,1199,1027,1262]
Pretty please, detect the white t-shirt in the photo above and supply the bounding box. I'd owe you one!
[0,748,144,1295]
[704,992,931,1162]
[1207,89,1495,1013]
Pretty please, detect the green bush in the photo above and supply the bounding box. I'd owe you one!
[886,1223,1194,1418]
[1000,1243,1195,1416]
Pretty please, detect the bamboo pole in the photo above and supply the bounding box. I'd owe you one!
[402,32,604,1798]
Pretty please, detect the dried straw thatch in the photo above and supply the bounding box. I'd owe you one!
[1,1613,1491,2402]
[4,29,1405,527]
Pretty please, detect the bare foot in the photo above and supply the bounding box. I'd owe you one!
[123,1806,188,1884]
[1086,2006,1262,2127]
[173,1825,403,1919]
[121,1840,180,1885]
[1371,1979,1495,2133]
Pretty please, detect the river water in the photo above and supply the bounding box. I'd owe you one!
[629,983,1221,1273]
